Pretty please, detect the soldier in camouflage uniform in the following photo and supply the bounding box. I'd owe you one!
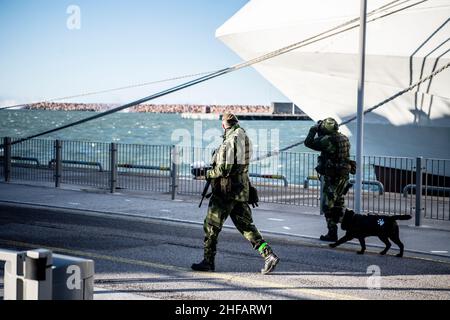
[304,117,353,242]
[191,112,280,274]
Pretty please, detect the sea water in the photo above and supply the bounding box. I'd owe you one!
[0,109,379,186]
[0,109,314,152]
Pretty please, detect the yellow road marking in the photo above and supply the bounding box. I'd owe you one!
[0,239,363,300]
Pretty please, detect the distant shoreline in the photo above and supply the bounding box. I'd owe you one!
[23,102,273,114]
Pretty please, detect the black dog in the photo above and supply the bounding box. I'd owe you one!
[329,209,411,257]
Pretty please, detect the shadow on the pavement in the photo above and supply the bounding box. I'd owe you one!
[1,203,449,287]
[96,277,217,284]
[93,287,307,299]
[272,272,367,276]
[92,285,450,295]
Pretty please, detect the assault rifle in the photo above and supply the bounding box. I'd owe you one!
[198,178,211,208]
[198,148,218,208]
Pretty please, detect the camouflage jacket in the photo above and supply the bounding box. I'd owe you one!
[206,124,251,202]
[304,126,351,177]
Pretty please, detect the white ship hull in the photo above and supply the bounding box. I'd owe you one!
[216,0,450,161]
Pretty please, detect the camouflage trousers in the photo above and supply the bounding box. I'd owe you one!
[203,195,267,262]
[321,175,350,230]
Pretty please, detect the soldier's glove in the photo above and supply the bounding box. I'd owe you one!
[248,183,259,208]
[310,121,321,133]
[314,120,324,132]
[249,202,259,208]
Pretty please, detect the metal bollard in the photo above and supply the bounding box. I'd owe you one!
[52,253,95,300]
[415,157,423,226]
[110,143,118,193]
[0,248,94,300]
[54,140,62,188]
[170,145,178,200]
[3,137,11,182]
[0,249,26,299]
[0,248,52,300]
[23,249,53,300]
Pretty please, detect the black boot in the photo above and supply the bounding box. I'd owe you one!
[191,258,215,272]
[320,226,337,242]
[259,243,280,275]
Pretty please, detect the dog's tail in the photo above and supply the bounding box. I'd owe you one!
[392,215,412,220]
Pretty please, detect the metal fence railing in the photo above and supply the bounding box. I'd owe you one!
[59,140,111,189]
[1,137,449,225]
[420,158,449,221]
[345,156,416,216]
[116,143,172,193]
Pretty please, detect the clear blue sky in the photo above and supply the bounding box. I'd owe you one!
[0,0,288,106]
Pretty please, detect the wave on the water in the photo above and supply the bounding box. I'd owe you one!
[0,109,314,152]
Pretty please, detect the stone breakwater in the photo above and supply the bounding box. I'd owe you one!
[25,102,272,114]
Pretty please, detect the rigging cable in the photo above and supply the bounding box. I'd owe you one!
[252,61,450,161]
[1,0,407,111]
[0,69,221,110]
[2,0,433,148]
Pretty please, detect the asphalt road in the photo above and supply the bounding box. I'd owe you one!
[0,204,449,300]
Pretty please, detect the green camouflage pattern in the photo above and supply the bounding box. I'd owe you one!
[321,175,349,229]
[320,117,339,134]
[203,195,269,261]
[304,126,350,163]
[206,124,251,202]
[305,124,351,231]
[201,123,274,263]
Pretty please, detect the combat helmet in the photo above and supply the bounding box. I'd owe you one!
[319,117,339,134]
